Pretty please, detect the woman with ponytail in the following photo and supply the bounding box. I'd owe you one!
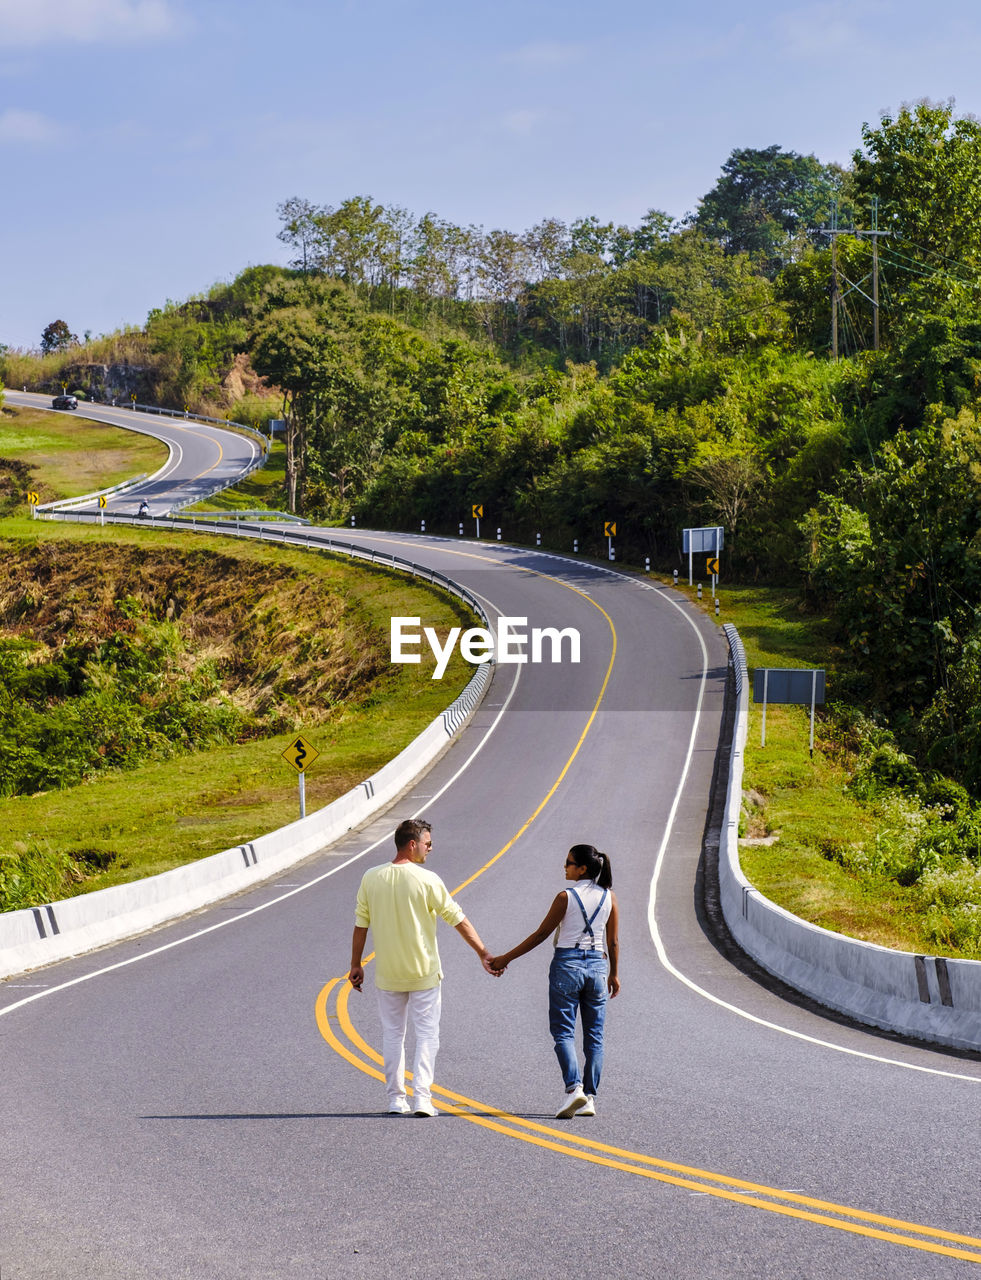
[489,844,619,1118]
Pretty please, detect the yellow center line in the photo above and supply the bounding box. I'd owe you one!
[180,425,225,480]
[313,537,981,1264]
[450,573,616,894]
[317,980,981,1264]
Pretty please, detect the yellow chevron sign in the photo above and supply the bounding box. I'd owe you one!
[472,504,483,518]
[706,556,719,574]
[604,522,616,537]
[27,491,40,505]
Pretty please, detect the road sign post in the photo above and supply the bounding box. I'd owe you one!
[282,734,320,818]
[604,521,616,561]
[753,669,826,756]
[683,527,724,585]
[472,504,483,538]
[706,555,719,597]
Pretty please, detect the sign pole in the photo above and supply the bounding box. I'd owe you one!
[810,670,817,759]
[762,669,769,748]
[282,734,319,818]
[752,668,826,752]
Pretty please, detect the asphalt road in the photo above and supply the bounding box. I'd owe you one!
[4,390,263,514]
[2,415,981,1278]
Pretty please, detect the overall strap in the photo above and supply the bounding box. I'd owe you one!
[567,886,608,949]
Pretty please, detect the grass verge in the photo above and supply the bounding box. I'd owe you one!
[0,405,169,505]
[0,518,474,904]
[663,575,979,959]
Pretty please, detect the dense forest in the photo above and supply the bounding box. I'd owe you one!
[7,99,981,798]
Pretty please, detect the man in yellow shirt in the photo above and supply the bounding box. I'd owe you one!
[349,818,497,1116]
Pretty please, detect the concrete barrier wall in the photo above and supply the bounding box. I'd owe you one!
[719,623,981,1051]
[0,551,493,980]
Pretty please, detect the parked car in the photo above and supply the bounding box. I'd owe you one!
[52,394,78,410]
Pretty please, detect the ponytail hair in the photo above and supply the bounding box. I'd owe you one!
[567,843,613,890]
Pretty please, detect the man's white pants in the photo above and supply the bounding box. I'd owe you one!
[376,986,442,1108]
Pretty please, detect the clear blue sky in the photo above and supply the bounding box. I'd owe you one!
[1,0,980,350]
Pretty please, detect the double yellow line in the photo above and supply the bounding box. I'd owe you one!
[313,554,981,1265]
[317,977,981,1264]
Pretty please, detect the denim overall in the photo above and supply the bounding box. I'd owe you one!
[548,886,609,1095]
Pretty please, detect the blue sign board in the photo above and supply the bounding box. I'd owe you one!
[683,526,724,554]
[753,669,825,705]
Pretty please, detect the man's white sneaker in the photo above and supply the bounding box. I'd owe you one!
[413,1098,438,1117]
[387,1102,410,1116]
[556,1087,588,1118]
[578,1095,596,1116]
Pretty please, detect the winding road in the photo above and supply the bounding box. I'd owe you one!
[4,390,263,514]
[1,401,980,1278]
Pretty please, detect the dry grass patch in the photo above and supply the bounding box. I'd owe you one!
[0,521,475,905]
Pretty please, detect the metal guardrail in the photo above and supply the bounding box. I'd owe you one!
[168,451,268,513]
[29,396,269,517]
[130,402,268,451]
[32,511,492,632]
[168,510,309,525]
[35,472,149,513]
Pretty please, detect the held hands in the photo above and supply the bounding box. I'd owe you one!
[481,952,506,977]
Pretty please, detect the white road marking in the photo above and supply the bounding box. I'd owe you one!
[0,595,523,1019]
[640,582,981,1085]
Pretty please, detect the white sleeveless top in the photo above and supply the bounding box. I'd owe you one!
[553,879,612,951]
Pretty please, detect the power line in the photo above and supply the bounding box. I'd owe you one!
[812,199,890,358]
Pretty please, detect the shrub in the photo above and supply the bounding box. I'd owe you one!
[849,744,924,802]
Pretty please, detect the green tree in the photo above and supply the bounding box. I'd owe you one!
[695,145,843,273]
[248,278,365,512]
[802,411,981,727]
[276,196,323,274]
[522,217,570,280]
[411,213,466,304]
[476,229,533,345]
[852,100,981,282]
[40,319,78,354]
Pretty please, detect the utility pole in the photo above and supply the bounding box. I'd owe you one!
[871,196,880,350]
[830,202,839,361]
[815,200,890,359]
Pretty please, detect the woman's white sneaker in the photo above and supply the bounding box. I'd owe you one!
[578,1095,596,1116]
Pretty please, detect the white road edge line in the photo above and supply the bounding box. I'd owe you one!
[0,587,522,1019]
[7,529,973,1085]
[644,586,981,1085]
